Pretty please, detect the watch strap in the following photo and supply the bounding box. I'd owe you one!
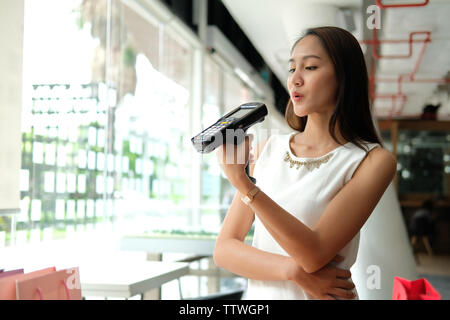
[241,186,260,205]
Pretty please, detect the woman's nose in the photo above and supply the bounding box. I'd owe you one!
[290,71,303,87]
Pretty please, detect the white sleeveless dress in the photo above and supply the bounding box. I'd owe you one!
[245,132,381,300]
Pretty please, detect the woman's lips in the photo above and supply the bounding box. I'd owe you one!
[291,93,304,102]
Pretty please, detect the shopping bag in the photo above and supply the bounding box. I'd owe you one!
[0,269,24,279]
[393,276,441,300]
[0,267,55,300]
[16,267,82,300]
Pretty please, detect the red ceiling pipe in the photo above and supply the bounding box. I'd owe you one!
[374,31,429,99]
[374,94,407,118]
[369,59,376,101]
[371,29,431,60]
[375,0,429,9]
[360,38,428,45]
[409,32,431,79]
[365,1,433,118]
[369,28,431,116]
[397,74,411,95]
[376,94,407,117]
[395,31,430,114]
[368,29,430,110]
[393,95,408,116]
[375,78,450,84]
[376,94,407,100]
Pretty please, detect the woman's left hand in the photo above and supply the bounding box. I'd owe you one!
[216,134,254,188]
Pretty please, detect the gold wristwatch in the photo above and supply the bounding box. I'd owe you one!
[241,186,260,205]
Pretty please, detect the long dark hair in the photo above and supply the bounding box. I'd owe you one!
[285,26,383,152]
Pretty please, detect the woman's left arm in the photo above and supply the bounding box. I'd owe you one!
[218,139,396,274]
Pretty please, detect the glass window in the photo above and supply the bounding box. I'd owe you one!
[112,1,193,235]
[380,121,450,201]
[396,130,449,195]
[198,60,264,229]
[11,0,266,251]
[223,71,252,112]
[18,0,108,245]
[200,56,222,227]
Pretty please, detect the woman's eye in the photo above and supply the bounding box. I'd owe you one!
[288,68,295,73]
[305,66,317,70]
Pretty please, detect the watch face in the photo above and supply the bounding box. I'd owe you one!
[242,196,251,205]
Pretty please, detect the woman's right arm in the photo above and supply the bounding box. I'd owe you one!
[214,138,292,280]
[213,178,355,299]
[213,188,293,280]
[213,138,356,299]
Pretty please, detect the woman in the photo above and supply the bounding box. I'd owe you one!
[214,26,396,300]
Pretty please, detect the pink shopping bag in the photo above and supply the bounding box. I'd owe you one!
[16,267,82,300]
[0,269,24,279]
[0,267,56,300]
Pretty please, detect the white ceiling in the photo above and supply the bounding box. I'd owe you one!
[222,0,450,118]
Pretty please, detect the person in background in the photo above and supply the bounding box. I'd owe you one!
[410,199,436,256]
[214,26,396,300]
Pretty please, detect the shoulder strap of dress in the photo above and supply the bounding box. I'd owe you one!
[344,142,382,183]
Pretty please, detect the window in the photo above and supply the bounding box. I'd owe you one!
[112,1,193,234]
[9,0,273,248]
[200,56,223,227]
[17,0,109,245]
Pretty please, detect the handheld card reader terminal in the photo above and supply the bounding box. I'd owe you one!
[191,102,268,183]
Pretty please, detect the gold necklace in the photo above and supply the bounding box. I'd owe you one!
[283,151,333,171]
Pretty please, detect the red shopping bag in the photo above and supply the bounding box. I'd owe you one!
[393,276,441,300]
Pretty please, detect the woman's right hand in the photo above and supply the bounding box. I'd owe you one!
[286,255,356,300]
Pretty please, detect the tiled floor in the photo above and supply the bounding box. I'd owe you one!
[415,253,450,276]
[415,252,450,300]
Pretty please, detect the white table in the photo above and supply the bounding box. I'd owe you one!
[79,260,189,299]
[0,240,189,300]
[120,235,253,255]
[120,236,217,255]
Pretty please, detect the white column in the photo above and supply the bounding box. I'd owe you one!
[349,0,418,300]
[0,0,24,218]
[352,183,418,299]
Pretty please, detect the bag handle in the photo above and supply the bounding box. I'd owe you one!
[36,280,71,300]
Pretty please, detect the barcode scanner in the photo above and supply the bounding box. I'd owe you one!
[191,102,268,183]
